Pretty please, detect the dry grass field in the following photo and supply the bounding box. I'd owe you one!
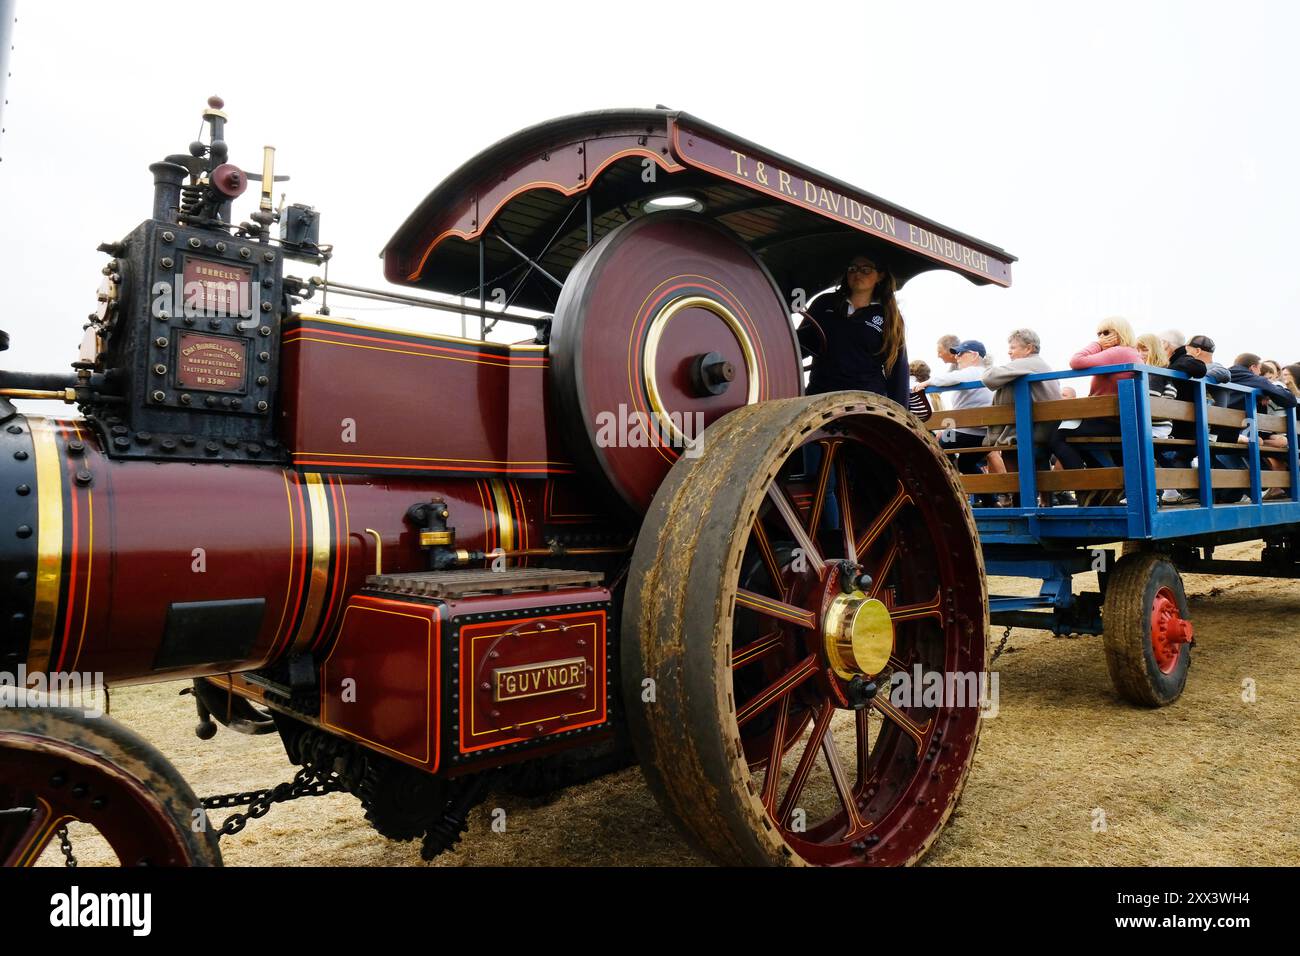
[41,541,1300,867]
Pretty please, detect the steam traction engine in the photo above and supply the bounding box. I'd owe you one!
[0,100,1015,867]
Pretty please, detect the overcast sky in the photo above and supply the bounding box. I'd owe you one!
[1,0,1297,389]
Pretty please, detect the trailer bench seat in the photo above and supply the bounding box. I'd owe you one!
[924,386,1297,500]
[939,444,1016,456]
[959,468,1293,494]
[1062,436,1288,454]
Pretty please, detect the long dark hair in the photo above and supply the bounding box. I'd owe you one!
[836,261,904,375]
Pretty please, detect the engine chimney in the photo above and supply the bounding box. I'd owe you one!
[149,160,187,224]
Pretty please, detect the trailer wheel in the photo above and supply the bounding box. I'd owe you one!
[1102,554,1193,706]
[623,391,987,866]
[0,706,222,866]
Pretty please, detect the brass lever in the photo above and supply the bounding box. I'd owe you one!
[363,528,383,575]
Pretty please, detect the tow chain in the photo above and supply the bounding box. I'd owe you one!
[56,824,77,868]
[989,625,1013,664]
[201,764,345,840]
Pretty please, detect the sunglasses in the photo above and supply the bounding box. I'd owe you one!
[847,263,878,275]
[1098,329,1115,336]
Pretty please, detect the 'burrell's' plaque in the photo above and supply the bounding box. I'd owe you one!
[182,258,253,316]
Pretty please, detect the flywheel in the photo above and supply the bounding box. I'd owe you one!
[549,212,803,511]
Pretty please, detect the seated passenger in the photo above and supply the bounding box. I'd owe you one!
[1156,330,1210,503]
[1186,335,1230,383]
[1048,318,1142,470]
[1135,333,1179,440]
[1158,329,1209,447]
[1180,333,1234,442]
[1054,385,1080,436]
[1219,353,1299,499]
[1257,360,1290,443]
[1069,317,1142,395]
[1285,364,1300,399]
[936,335,960,372]
[1220,352,1299,443]
[796,254,908,405]
[977,329,1060,504]
[981,328,1061,470]
[908,360,938,421]
[913,340,993,478]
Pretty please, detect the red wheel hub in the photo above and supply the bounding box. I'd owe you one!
[1150,587,1193,674]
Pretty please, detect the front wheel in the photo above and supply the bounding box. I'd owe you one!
[0,706,222,867]
[622,391,988,866]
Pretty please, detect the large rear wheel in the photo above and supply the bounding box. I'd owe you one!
[623,391,988,866]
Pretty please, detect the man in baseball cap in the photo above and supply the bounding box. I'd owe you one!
[913,338,995,500]
[952,339,987,358]
[1187,335,1230,384]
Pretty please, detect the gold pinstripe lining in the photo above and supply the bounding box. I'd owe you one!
[26,418,64,675]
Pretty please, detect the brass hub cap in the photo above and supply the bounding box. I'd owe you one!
[823,592,895,680]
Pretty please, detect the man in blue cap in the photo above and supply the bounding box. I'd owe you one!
[913,339,995,483]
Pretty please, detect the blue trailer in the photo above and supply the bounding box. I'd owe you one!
[926,364,1300,706]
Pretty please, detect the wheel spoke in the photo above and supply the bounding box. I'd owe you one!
[767,486,825,574]
[854,708,872,790]
[820,723,868,835]
[890,590,944,625]
[866,540,900,598]
[761,696,791,810]
[777,699,834,824]
[751,519,788,599]
[736,588,817,630]
[806,440,841,538]
[731,631,786,669]
[871,696,933,754]
[854,482,912,561]
[735,654,819,727]
[1,803,60,867]
[836,458,857,563]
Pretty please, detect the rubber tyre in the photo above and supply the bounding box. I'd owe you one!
[1101,554,1191,706]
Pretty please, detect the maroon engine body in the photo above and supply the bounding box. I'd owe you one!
[0,100,1013,799]
[1,325,629,775]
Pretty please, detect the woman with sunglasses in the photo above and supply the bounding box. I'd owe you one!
[1049,317,1142,471]
[795,254,908,405]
